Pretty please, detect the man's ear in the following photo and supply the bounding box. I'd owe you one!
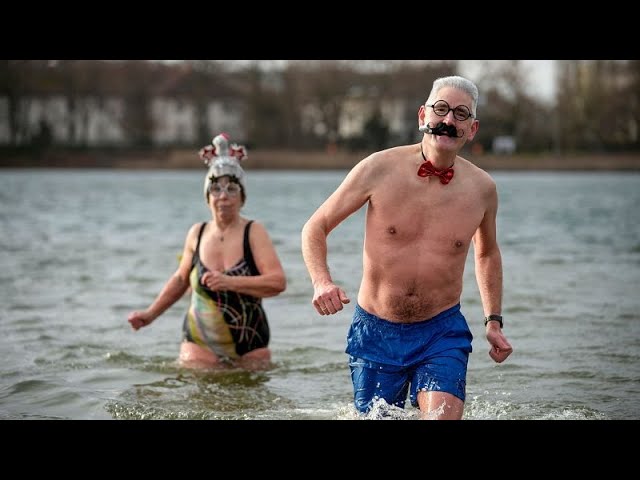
[466,119,479,141]
[418,104,426,130]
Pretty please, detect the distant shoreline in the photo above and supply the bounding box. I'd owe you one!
[2,149,640,171]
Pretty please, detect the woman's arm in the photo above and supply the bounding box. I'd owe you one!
[128,223,199,330]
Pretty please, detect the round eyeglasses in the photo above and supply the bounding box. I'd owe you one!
[426,100,474,121]
[209,183,241,197]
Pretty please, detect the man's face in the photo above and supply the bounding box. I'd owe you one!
[419,86,479,150]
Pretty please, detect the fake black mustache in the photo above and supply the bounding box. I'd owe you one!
[418,122,463,138]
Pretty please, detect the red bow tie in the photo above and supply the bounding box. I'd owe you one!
[417,160,454,184]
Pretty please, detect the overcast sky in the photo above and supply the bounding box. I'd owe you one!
[460,60,556,102]
[160,59,557,103]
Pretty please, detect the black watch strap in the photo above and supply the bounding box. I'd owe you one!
[484,314,503,328]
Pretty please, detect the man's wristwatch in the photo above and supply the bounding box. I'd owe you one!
[484,314,503,328]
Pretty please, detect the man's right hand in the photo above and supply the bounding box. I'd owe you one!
[312,282,350,315]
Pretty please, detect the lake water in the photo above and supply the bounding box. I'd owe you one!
[1,168,639,420]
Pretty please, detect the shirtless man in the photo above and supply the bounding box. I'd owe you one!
[301,75,513,419]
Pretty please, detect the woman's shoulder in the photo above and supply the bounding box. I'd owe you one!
[186,221,207,238]
[244,218,260,231]
[243,218,270,238]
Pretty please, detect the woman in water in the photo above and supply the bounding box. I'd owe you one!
[128,133,287,370]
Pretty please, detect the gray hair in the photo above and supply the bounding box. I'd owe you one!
[427,75,479,119]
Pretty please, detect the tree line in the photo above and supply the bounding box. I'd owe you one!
[1,60,638,154]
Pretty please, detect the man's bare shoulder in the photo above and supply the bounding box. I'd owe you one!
[359,144,418,169]
[458,156,497,189]
[379,143,418,159]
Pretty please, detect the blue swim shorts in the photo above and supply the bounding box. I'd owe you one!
[346,303,473,413]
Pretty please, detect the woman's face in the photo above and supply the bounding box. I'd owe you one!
[207,176,244,216]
